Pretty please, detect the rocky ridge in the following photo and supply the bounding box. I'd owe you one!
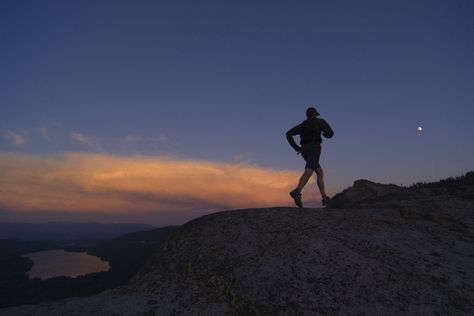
[1,180,474,315]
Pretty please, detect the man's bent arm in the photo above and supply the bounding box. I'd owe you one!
[320,119,334,139]
[286,125,301,152]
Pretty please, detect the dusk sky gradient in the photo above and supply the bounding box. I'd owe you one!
[1,0,473,225]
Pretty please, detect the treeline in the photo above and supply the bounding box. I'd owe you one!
[0,226,177,308]
[410,171,474,189]
[1,270,110,308]
[0,239,57,283]
[65,226,178,287]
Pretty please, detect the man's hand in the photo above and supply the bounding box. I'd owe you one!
[296,147,301,155]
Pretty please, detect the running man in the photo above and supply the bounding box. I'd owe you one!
[286,106,334,208]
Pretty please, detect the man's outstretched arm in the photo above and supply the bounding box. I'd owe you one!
[286,125,301,152]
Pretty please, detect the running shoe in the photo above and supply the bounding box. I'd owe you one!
[290,189,303,208]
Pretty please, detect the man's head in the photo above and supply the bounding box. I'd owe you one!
[306,107,320,119]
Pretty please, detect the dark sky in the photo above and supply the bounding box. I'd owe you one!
[1,0,473,224]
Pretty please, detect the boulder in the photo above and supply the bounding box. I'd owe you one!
[328,179,408,208]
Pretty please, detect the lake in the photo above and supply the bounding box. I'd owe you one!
[24,249,110,280]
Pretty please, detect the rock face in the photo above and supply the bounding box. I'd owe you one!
[2,186,474,315]
[329,179,408,208]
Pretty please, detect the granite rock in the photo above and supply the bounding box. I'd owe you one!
[2,187,474,315]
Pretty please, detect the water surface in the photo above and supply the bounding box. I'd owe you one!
[24,249,110,280]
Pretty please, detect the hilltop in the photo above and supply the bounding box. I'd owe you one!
[1,179,474,315]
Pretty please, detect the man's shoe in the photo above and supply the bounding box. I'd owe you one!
[322,195,331,207]
[290,190,303,208]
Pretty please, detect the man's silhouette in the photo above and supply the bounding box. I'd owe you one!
[286,106,334,208]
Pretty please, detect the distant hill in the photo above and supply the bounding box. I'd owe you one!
[0,222,155,241]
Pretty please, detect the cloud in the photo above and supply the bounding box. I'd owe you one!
[123,135,144,143]
[123,134,167,143]
[70,132,103,151]
[39,126,51,140]
[0,152,317,223]
[70,132,89,144]
[158,133,167,141]
[3,131,26,147]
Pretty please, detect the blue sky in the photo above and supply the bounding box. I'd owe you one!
[0,0,473,224]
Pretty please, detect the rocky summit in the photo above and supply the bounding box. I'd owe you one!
[328,179,408,208]
[2,181,474,315]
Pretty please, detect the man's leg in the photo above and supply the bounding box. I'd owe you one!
[315,166,326,197]
[290,168,313,208]
[316,166,331,205]
[296,168,314,192]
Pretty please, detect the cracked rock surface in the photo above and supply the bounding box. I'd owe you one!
[2,189,474,315]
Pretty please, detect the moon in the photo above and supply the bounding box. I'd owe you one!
[417,126,423,132]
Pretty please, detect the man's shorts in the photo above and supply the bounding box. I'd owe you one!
[300,143,321,171]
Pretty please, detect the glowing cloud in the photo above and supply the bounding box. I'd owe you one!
[0,152,309,218]
[3,131,26,147]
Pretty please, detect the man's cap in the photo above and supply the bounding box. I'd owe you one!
[306,107,320,117]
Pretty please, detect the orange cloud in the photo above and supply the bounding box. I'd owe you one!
[0,152,315,217]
